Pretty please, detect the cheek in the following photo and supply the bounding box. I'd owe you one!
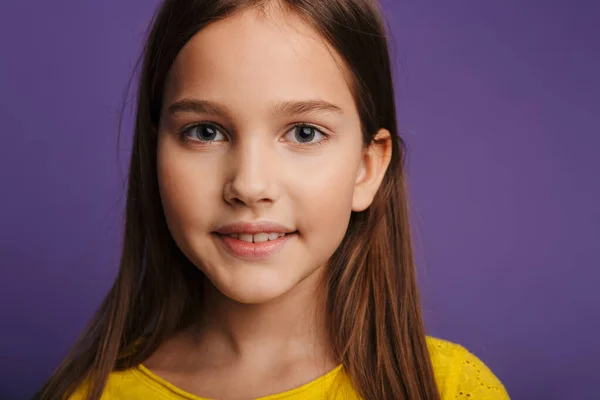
[293,158,358,254]
[157,143,218,239]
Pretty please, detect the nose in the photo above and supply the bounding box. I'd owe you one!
[223,137,279,208]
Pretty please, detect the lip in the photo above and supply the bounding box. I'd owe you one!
[213,231,297,260]
[214,221,295,235]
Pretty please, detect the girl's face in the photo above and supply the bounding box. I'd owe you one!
[157,7,389,304]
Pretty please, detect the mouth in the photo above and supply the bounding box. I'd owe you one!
[212,231,298,260]
[216,231,298,243]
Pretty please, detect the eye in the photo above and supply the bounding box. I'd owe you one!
[181,123,226,142]
[179,122,328,146]
[285,124,328,146]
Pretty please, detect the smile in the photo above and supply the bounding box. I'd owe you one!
[214,231,298,260]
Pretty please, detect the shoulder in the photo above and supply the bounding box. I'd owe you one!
[425,336,510,399]
[67,368,146,400]
[68,338,154,399]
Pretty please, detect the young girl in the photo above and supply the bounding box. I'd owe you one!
[38,0,509,399]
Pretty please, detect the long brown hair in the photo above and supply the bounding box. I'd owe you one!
[38,0,440,399]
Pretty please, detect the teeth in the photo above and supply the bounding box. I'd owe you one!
[228,232,289,243]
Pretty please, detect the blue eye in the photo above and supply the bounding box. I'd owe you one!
[182,123,226,142]
[179,122,329,147]
[287,124,327,145]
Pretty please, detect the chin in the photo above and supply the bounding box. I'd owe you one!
[205,267,305,305]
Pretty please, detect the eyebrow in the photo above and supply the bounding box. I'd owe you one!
[167,98,344,118]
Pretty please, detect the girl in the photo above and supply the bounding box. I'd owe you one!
[38,0,509,399]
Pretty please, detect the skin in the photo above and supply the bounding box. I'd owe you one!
[147,4,392,399]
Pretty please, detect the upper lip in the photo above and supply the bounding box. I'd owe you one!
[214,221,296,235]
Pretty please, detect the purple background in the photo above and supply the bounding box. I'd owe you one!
[1,0,598,399]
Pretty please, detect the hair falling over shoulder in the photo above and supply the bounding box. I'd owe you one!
[38,1,441,399]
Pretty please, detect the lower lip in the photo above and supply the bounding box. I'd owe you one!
[214,232,297,260]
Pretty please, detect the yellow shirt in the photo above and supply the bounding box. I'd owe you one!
[70,337,510,399]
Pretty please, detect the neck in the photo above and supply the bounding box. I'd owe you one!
[184,267,335,369]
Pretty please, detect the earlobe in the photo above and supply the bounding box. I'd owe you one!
[351,128,393,212]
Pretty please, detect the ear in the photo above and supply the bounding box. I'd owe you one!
[352,128,393,212]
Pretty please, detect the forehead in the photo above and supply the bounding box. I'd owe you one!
[162,7,357,115]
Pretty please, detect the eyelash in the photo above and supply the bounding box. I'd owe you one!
[177,122,330,147]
